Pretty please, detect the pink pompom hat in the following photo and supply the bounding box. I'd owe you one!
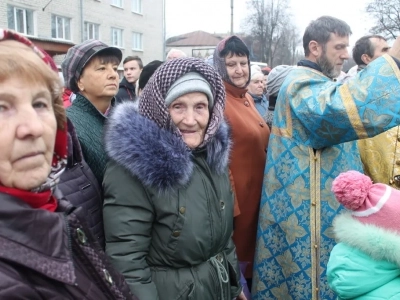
[332,170,400,234]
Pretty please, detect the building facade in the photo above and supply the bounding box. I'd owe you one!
[1,0,164,68]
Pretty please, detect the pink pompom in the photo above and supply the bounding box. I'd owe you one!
[331,171,373,210]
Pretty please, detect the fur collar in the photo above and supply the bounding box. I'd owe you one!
[334,213,400,266]
[105,102,231,193]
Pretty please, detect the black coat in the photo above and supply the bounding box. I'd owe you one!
[58,118,105,248]
[116,77,136,103]
[0,193,137,300]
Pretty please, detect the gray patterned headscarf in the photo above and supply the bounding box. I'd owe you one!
[139,57,226,148]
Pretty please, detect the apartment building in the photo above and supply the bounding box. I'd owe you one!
[1,0,164,68]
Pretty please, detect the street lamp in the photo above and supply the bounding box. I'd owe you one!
[231,0,234,35]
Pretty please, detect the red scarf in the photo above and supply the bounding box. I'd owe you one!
[0,128,67,212]
[0,186,58,212]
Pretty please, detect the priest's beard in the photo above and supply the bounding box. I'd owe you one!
[317,51,341,79]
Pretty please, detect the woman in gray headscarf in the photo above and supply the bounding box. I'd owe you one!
[265,65,294,129]
[103,57,246,300]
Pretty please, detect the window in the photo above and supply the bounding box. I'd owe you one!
[111,0,123,7]
[111,28,123,47]
[84,22,100,40]
[7,5,35,35]
[132,32,143,51]
[51,15,71,40]
[131,0,142,13]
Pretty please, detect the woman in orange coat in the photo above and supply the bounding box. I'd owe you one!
[213,36,270,287]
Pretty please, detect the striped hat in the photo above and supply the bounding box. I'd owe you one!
[61,39,122,92]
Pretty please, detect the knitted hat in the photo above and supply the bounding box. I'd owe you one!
[250,65,263,81]
[332,170,400,234]
[138,60,164,91]
[61,39,122,92]
[165,72,214,108]
[139,57,224,148]
[267,65,294,97]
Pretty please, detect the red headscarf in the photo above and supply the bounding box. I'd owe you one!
[0,28,67,211]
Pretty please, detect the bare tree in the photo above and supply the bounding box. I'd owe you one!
[242,0,300,66]
[366,0,400,39]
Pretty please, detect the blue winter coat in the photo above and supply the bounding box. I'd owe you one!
[328,213,400,299]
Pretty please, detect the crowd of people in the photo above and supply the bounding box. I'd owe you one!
[1,13,400,300]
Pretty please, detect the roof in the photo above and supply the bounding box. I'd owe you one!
[166,30,225,47]
[29,36,75,56]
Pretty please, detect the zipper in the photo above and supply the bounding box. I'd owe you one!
[63,214,76,286]
[196,163,215,249]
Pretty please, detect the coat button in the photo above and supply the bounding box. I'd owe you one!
[398,137,400,142]
[244,101,250,107]
[103,269,113,285]
[172,231,181,237]
[396,160,400,166]
[179,207,186,214]
[220,201,225,210]
[76,228,88,245]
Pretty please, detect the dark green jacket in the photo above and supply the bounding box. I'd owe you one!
[66,94,109,185]
[103,103,241,300]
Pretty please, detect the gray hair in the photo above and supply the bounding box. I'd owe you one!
[267,65,294,97]
[303,16,352,56]
[166,48,187,60]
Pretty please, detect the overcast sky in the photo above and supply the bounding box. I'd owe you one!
[165,0,377,46]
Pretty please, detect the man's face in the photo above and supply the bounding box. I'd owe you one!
[123,60,142,84]
[317,33,349,78]
[369,37,390,61]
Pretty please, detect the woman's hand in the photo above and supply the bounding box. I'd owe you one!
[236,291,247,300]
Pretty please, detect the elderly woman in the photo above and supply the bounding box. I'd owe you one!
[62,39,122,185]
[264,65,294,129]
[248,65,268,120]
[0,29,135,299]
[213,36,270,285]
[103,58,245,300]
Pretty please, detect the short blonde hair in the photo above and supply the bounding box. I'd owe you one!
[0,41,65,130]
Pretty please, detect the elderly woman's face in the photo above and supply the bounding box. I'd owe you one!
[168,92,209,149]
[0,77,57,190]
[248,74,265,97]
[225,54,249,88]
[77,56,119,101]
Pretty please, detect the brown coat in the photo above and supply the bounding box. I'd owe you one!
[224,82,270,278]
[0,192,137,300]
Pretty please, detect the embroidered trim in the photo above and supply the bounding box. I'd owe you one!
[339,84,368,139]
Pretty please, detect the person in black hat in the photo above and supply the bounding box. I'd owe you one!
[61,39,122,185]
[136,60,164,97]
